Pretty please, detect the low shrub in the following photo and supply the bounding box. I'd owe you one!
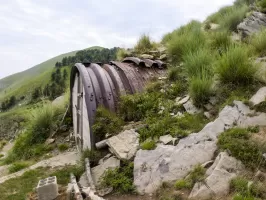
[92,106,124,140]
[168,67,180,82]
[232,194,255,200]
[250,28,266,56]
[230,177,249,196]
[81,149,102,167]
[257,0,266,12]
[189,76,213,107]
[100,161,135,194]
[175,179,191,189]
[118,92,161,121]
[165,83,187,100]
[8,161,31,173]
[216,45,256,85]
[218,128,264,169]
[58,143,69,152]
[141,140,156,150]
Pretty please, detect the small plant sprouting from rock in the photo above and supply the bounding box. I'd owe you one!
[100,161,135,194]
[140,140,156,150]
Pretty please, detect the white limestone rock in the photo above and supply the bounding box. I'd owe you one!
[106,129,139,160]
[189,152,244,199]
[250,87,266,106]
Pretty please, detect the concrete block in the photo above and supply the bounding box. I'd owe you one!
[37,176,58,200]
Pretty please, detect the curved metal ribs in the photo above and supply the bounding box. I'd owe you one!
[70,57,166,149]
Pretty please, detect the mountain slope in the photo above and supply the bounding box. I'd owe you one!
[0,46,103,101]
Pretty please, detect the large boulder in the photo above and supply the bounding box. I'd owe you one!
[134,105,242,194]
[189,152,244,199]
[106,129,139,160]
[237,12,266,37]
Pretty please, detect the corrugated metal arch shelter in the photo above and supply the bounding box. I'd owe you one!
[70,58,166,150]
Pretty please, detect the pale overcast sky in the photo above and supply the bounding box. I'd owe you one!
[0,0,234,79]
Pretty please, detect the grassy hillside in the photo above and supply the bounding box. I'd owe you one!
[0,46,103,101]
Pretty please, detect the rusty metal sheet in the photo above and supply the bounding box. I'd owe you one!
[70,63,97,148]
[103,69,118,109]
[142,59,159,68]
[110,61,134,94]
[122,57,145,67]
[90,63,116,112]
[154,60,166,68]
[86,67,104,107]
[103,64,126,96]
[111,61,144,93]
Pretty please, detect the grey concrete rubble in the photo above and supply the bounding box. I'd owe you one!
[37,176,58,200]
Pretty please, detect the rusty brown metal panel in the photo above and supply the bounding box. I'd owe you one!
[103,69,118,109]
[142,59,159,68]
[122,57,145,67]
[86,67,104,107]
[110,61,134,94]
[110,61,145,93]
[90,63,116,112]
[103,64,126,96]
[70,63,97,148]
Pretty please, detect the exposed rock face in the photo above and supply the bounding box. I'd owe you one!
[106,129,139,160]
[159,134,176,145]
[134,103,242,194]
[133,100,266,194]
[250,87,266,106]
[91,157,120,186]
[189,152,244,199]
[237,12,266,37]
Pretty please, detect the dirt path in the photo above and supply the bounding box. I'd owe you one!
[0,141,14,158]
[0,151,79,184]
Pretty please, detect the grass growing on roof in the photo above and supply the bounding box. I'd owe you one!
[134,34,156,54]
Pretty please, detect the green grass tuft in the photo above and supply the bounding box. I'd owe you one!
[134,34,156,54]
[8,161,32,173]
[140,140,156,150]
[57,143,69,152]
[250,28,266,56]
[216,44,256,85]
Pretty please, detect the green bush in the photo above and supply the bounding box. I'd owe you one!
[209,31,231,53]
[257,0,266,12]
[218,128,264,169]
[189,76,213,106]
[100,161,135,194]
[141,140,156,150]
[232,194,255,200]
[116,48,130,61]
[216,45,256,85]
[118,92,161,121]
[8,161,31,173]
[230,177,249,196]
[168,67,180,82]
[58,143,69,152]
[250,28,266,56]
[166,21,206,64]
[165,83,187,100]
[183,48,214,79]
[92,106,124,140]
[134,34,156,54]
[219,4,249,31]
[175,179,191,189]
[81,149,102,167]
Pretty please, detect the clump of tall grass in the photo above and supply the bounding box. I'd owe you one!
[183,48,214,79]
[250,28,266,56]
[116,48,131,61]
[166,21,207,64]
[216,44,256,85]
[189,76,213,106]
[134,34,156,54]
[207,6,235,23]
[209,31,232,53]
[219,4,249,31]
[257,0,266,12]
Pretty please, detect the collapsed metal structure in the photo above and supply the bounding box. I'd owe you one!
[70,57,166,150]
